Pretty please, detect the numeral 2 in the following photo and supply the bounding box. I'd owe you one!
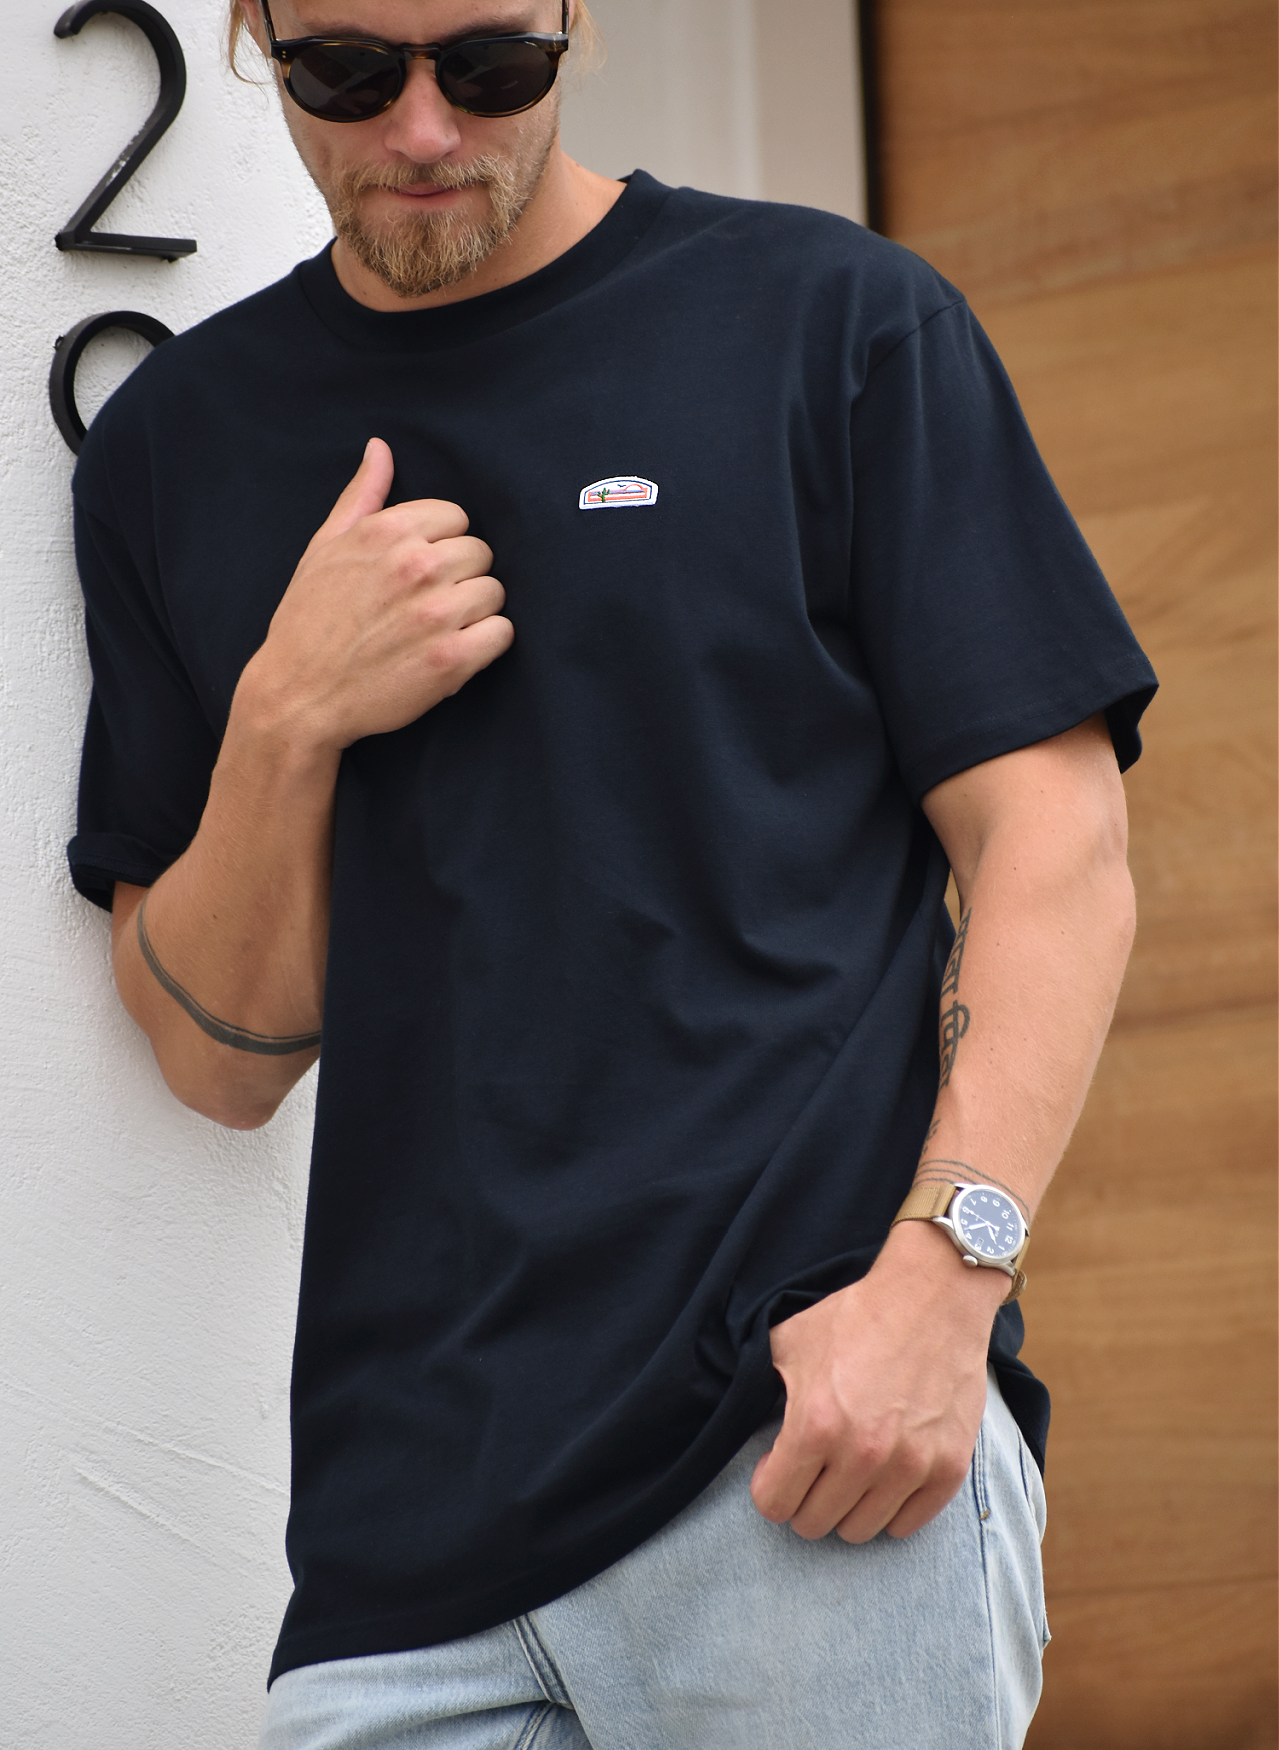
[54,1,196,260]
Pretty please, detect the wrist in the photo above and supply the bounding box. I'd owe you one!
[876,1219,1009,1318]
[228,655,345,773]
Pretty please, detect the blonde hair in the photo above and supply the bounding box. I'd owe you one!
[227,1,601,81]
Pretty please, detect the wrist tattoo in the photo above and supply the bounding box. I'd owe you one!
[136,894,322,1057]
[916,1159,1030,1219]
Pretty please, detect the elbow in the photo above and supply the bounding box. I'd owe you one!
[148,1038,299,1131]
[170,1070,287,1131]
[186,1092,284,1132]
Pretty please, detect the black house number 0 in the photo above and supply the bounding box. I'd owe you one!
[50,0,194,454]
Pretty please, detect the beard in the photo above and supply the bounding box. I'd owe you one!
[325,125,557,300]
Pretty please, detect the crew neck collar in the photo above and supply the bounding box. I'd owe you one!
[296,170,672,354]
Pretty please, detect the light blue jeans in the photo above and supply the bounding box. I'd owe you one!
[260,1369,1048,1750]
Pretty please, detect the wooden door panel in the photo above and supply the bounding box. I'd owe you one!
[876,2,1277,1742]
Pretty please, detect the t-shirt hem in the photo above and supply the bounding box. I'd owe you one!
[267,1314,1050,1688]
[268,1355,783,1687]
[68,834,173,910]
[901,671,1157,802]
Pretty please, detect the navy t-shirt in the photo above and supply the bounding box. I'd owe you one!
[68,172,1156,1683]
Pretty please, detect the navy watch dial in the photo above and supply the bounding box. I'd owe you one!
[950,1187,1025,1262]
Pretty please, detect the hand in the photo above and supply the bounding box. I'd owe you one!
[749,1220,1005,1542]
[242,437,514,750]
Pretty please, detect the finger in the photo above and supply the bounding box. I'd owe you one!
[882,1471,969,1541]
[784,1458,886,1541]
[312,437,395,544]
[831,1479,912,1545]
[450,577,507,630]
[418,534,496,588]
[749,1434,825,1526]
[450,613,515,676]
[378,497,473,545]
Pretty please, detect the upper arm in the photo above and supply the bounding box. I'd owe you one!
[110,881,146,950]
[920,714,1130,907]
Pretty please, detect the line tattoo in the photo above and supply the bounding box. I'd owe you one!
[916,1160,1030,1218]
[136,895,322,1057]
[937,906,972,1089]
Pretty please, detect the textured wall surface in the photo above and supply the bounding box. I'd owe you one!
[2,5,327,1746]
[1,5,865,1747]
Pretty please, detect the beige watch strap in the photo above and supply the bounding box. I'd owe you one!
[1002,1237,1030,1304]
[891,1181,957,1223]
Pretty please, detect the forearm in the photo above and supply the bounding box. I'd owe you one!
[918,841,1133,1225]
[112,665,340,1129]
[877,713,1136,1285]
[913,737,1136,1228]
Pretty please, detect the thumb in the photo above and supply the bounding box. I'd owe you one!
[313,437,395,543]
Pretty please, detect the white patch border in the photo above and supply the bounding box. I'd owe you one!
[578,475,660,510]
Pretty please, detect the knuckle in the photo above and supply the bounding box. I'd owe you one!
[854,1433,891,1474]
[936,1452,970,1491]
[388,544,428,589]
[413,593,453,634]
[797,1404,841,1450]
[424,631,463,673]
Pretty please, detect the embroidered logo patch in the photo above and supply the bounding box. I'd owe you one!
[579,476,659,510]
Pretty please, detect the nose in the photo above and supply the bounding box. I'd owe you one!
[379,50,464,163]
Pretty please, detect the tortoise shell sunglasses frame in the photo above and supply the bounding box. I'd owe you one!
[259,0,570,121]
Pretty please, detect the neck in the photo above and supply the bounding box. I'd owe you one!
[330,147,625,313]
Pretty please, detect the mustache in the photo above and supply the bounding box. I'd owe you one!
[338,156,507,198]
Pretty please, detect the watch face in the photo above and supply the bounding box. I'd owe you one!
[951,1187,1025,1262]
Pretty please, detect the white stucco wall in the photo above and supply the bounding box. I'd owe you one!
[1,6,863,1746]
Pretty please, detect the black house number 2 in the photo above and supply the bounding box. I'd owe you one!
[49,0,196,454]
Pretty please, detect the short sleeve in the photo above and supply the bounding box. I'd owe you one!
[68,501,220,910]
[849,299,1157,801]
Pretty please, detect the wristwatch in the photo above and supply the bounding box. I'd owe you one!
[891,1180,1030,1302]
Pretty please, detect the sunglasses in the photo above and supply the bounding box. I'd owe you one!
[260,1,569,122]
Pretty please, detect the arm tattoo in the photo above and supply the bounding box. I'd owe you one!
[136,894,322,1057]
[937,906,971,1089]
[916,1159,1030,1219]
[940,906,970,1000]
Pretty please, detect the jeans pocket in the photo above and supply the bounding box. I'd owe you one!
[1016,1436,1048,1546]
[1015,1439,1051,1649]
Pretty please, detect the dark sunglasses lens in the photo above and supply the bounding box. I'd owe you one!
[288,44,402,120]
[437,41,557,115]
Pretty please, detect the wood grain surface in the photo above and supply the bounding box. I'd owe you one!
[874,3,1278,1745]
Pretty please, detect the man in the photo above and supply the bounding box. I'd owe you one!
[67,1,1156,1744]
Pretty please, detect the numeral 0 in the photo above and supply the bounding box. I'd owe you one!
[49,312,173,455]
[54,0,196,260]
